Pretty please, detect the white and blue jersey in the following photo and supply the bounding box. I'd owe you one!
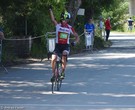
[84,23,95,33]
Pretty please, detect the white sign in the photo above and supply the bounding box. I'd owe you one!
[77,8,85,16]
[48,38,55,52]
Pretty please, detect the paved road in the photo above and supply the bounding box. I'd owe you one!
[1,33,135,110]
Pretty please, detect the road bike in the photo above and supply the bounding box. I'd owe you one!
[51,42,75,93]
[51,54,63,93]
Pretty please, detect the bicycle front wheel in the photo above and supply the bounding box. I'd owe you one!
[51,80,55,93]
[51,62,61,93]
[56,77,62,91]
[51,76,61,93]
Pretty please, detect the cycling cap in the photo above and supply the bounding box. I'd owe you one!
[60,11,71,20]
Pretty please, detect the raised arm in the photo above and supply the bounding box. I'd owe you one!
[49,7,58,25]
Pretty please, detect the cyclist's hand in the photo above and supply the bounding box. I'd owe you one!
[71,42,76,46]
[85,32,88,35]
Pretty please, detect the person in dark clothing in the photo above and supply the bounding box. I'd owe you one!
[127,17,134,32]
[105,17,111,41]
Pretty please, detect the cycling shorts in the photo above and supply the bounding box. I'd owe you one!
[53,43,70,55]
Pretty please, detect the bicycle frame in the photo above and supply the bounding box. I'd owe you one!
[55,55,62,76]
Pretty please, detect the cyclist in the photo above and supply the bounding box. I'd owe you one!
[49,7,79,81]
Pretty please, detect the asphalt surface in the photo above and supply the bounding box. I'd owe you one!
[1,32,135,110]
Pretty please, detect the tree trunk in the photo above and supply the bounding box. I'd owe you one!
[85,7,94,22]
[67,0,82,26]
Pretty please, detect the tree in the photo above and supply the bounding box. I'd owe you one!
[0,0,129,60]
[81,0,120,21]
[66,0,82,26]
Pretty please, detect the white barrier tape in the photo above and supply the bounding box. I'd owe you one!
[70,32,85,40]
[45,32,84,38]
[4,35,44,41]
[46,32,56,35]
[3,32,84,41]
[79,32,85,37]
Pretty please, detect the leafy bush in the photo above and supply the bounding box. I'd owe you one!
[30,39,47,59]
[94,36,105,49]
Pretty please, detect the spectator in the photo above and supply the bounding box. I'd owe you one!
[84,18,95,35]
[105,17,111,41]
[99,17,105,39]
[84,18,95,49]
[127,17,134,32]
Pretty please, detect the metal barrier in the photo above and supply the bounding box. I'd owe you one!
[0,40,8,73]
[45,32,56,60]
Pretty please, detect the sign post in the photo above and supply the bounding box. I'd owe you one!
[77,8,85,16]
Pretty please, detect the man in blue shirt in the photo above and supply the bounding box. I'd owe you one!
[84,18,95,49]
[84,18,95,34]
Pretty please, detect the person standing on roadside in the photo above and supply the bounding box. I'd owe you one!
[105,17,111,41]
[84,18,95,35]
[84,18,95,49]
[99,17,105,39]
[127,17,134,32]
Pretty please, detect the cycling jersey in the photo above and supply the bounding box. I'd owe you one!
[56,23,75,44]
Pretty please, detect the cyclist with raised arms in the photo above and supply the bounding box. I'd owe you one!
[49,6,79,81]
